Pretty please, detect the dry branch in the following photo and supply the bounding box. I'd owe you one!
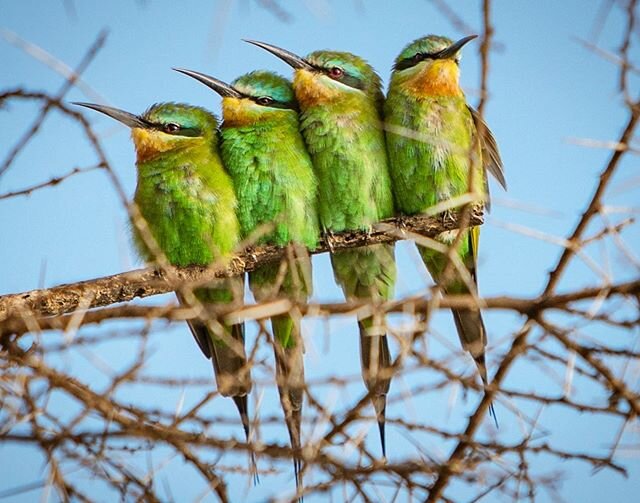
[0,209,482,322]
[0,30,107,176]
[2,279,638,337]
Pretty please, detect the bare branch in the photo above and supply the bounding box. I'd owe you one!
[0,209,483,320]
[0,30,108,177]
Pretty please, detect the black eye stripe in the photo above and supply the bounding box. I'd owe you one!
[152,122,202,137]
[339,74,365,91]
[394,49,455,71]
[320,66,365,91]
[250,96,298,111]
[394,52,431,71]
[259,97,272,105]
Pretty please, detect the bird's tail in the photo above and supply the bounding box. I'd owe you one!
[178,279,258,481]
[358,318,391,458]
[419,229,498,428]
[186,315,257,482]
[330,245,397,458]
[450,308,498,427]
[231,394,259,484]
[209,322,258,483]
[451,307,487,381]
[209,323,252,396]
[272,314,305,500]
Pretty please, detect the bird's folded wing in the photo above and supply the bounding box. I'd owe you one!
[468,105,506,190]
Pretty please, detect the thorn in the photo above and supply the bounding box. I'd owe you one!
[489,400,499,429]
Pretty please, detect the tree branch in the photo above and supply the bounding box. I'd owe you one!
[2,278,638,337]
[0,209,482,321]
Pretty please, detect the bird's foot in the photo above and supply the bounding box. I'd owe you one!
[323,229,336,252]
[397,217,408,233]
[363,224,373,244]
[440,209,456,227]
[245,246,259,265]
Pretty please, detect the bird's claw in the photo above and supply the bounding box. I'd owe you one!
[323,230,336,252]
[441,209,456,226]
[364,224,373,243]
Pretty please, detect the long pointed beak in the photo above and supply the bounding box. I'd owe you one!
[435,34,478,59]
[73,102,149,129]
[173,68,243,98]
[243,39,314,71]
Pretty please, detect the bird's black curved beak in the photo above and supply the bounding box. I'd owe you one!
[173,68,244,98]
[435,35,478,60]
[243,39,314,71]
[73,102,150,129]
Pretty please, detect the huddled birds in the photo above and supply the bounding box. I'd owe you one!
[75,33,505,497]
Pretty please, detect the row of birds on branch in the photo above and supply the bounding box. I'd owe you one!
[75,33,506,495]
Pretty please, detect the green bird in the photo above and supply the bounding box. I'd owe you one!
[384,35,506,418]
[246,41,397,456]
[176,68,319,493]
[74,101,256,467]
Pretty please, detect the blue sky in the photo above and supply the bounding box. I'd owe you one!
[1,1,639,501]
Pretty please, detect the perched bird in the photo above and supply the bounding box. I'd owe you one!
[74,101,257,470]
[384,35,506,419]
[246,41,397,456]
[176,68,319,494]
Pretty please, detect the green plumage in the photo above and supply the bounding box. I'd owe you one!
[137,104,251,406]
[216,71,319,492]
[78,102,255,447]
[384,95,481,213]
[76,101,255,431]
[132,106,239,265]
[385,35,505,394]
[220,75,318,251]
[299,53,393,231]
[384,90,482,304]
[292,50,397,456]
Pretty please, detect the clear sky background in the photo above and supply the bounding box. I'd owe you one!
[1,1,639,501]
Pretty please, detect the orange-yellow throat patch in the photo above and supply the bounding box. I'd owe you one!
[406,60,463,98]
[131,128,176,163]
[293,69,340,108]
[221,97,258,128]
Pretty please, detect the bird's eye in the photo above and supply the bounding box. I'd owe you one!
[257,96,274,106]
[413,53,422,61]
[164,123,181,133]
[328,67,344,79]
